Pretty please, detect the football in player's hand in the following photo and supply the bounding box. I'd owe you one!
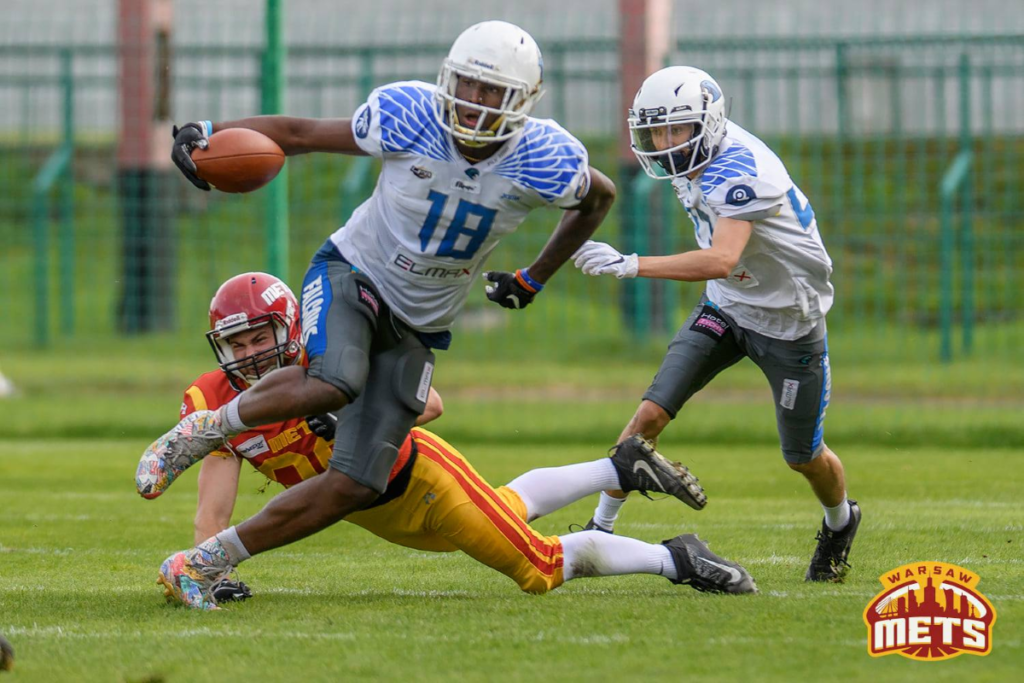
[192,128,285,193]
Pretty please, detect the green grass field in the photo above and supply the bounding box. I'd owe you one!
[1,343,1022,681]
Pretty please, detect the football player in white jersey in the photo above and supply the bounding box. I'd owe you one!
[573,66,861,583]
[135,22,624,587]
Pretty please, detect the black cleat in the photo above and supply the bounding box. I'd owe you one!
[210,576,253,603]
[610,434,707,510]
[568,518,614,534]
[662,533,757,594]
[805,500,862,582]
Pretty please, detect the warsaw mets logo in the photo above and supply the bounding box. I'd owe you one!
[864,562,996,661]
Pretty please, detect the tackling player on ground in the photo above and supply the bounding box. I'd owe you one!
[572,67,860,582]
[137,22,620,570]
[153,272,754,609]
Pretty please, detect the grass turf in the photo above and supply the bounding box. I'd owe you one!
[0,437,1020,682]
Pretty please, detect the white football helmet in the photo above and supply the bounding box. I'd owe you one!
[435,21,545,146]
[629,66,727,179]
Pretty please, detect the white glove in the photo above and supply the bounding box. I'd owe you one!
[571,240,639,279]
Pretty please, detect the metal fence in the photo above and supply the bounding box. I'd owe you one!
[2,19,1022,366]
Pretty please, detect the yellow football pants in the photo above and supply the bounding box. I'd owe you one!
[346,429,564,594]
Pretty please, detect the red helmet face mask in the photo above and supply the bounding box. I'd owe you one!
[206,272,302,391]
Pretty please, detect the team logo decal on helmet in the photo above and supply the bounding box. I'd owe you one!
[435,20,545,147]
[700,79,722,103]
[206,272,302,391]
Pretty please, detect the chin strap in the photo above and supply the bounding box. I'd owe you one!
[447,100,508,148]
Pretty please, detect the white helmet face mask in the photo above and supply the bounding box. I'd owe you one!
[435,20,545,147]
[629,66,727,180]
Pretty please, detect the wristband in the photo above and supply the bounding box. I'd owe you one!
[201,120,213,136]
[515,268,544,293]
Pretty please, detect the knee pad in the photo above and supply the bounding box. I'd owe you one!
[392,345,435,414]
[338,347,370,399]
[309,346,369,401]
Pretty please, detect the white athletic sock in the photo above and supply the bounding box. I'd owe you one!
[823,495,850,531]
[213,526,251,565]
[592,491,627,532]
[506,459,620,520]
[221,395,250,434]
[561,531,677,582]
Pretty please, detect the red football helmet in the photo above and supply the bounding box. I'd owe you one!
[206,272,302,390]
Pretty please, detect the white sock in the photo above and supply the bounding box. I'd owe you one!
[506,459,620,520]
[592,491,627,531]
[214,526,251,565]
[823,495,850,531]
[221,395,251,433]
[561,531,677,581]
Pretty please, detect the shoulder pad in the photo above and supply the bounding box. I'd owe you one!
[375,81,455,162]
[494,119,588,203]
[702,142,784,211]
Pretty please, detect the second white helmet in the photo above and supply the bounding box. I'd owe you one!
[629,66,727,179]
[435,21,545,146]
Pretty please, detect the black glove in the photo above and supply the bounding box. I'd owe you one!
[210,577,253,603]
[306,412,339,439]
[171,122,211,191]
[484,270,541,310]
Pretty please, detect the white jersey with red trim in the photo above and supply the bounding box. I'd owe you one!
[330,80,590,333]
[672,120,833,340]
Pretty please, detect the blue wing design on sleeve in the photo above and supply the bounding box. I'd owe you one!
[700,143,758,196]
[494,121,587,202]
[377,84,455,162]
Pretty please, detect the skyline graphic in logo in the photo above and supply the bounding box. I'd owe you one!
[864,562,996,661]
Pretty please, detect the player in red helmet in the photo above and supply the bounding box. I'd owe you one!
[206,272,304,391]
[144,273,754,609]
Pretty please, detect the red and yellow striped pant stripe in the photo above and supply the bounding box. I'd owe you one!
[346,428,564,594]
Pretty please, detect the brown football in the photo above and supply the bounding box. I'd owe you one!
[192,128,285,193]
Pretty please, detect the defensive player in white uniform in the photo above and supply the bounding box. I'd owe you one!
[135,22,669,594]
[573,66,861,582]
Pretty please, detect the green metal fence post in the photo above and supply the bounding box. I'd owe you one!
[339,50,376,224]
[58,47,75,334]
[550,45,566,123]
[263,0,289,280]
[958,53,974,355]
[835,43,848,141]
[358,48,374,100]
[629,172,653,339]
[939,151,972,363]
[32,183,51,349]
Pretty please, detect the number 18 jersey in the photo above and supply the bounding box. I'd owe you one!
[330,80,590,333]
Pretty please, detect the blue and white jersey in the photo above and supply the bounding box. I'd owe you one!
[672,120,833,340]
[330,80,590,332]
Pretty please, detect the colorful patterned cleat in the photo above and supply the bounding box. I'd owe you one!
[157,547,233,611]
[136,409,230,499]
